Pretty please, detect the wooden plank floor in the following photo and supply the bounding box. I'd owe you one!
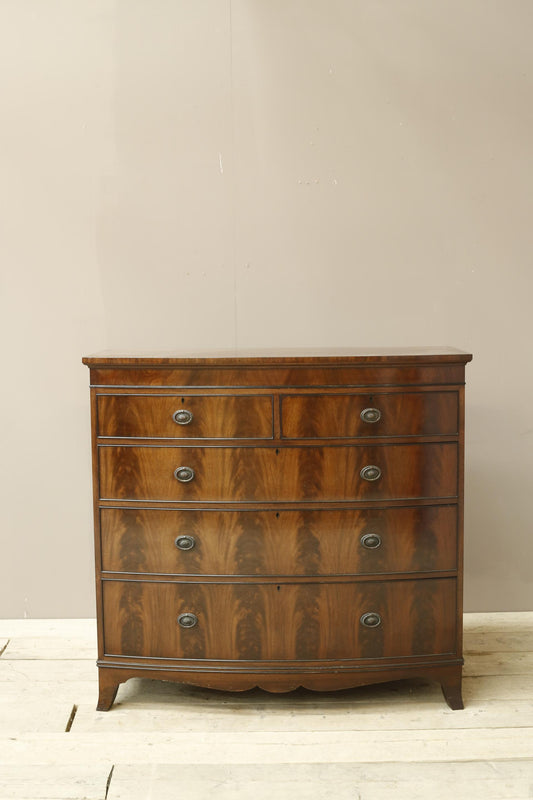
[0,613,532,799]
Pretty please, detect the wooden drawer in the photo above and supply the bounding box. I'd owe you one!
[102,578,457,661]
[96,394,273,439]
[89,363,467,388]
[99,443,458,502]
[281,391,458,438]
[101,506,457,576]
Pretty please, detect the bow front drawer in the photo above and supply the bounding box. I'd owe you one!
[102,578,457,661]
[96,394,274,439]
[100,506,457,576]
[281,391,458,439]
[98,443,458,502]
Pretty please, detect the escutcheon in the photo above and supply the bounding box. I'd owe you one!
[173,409,193,425]
[360,465,382,482]
[174,466,195,483]
[360,407,381,423]
[177,613,198,629]
[175,535,196,551]
[360,612,382,628]
[360,533,382,549]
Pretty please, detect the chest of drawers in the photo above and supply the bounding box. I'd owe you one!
[82,348,472,711]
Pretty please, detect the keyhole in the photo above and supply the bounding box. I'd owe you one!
[277,585,281,591]
[275,448,279,455]
[275,512,280,518]
[181,397,185,404]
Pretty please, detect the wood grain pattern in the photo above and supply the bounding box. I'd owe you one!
[83,347,473,366]
[281,392,458,438]
[97,394,273,439]
[102,578,457,661]
[89,364,466,388]
[84,349,471,710]
[98,443,458,502]
[95,663,464,708]
[100,506,458,576]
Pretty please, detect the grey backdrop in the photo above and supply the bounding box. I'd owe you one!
[1,0,532,617]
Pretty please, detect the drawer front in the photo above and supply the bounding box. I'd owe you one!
[102,578,457,661]
[99,443,458,502]
[90,363,466,387]
[281,392,458,439]
[97,394,273,439]
[101,506,457,576]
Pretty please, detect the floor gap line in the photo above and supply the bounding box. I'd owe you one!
[65,703,78,732]
[105,765,115,800]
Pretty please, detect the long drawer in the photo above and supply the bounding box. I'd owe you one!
[97,394,274,439]
[100,506,458,576]
[102,578,457,661]
[281,391,458,438]
[98,443,458,502]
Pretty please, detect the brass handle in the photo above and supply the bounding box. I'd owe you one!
[360,533,382,549]
[360,612,382,628]
[360,465,382,482]
[360,407,381,424]
[175,535,196,551]
[177,613,198,628]
[173,409,193,425]
[174,466,195,483]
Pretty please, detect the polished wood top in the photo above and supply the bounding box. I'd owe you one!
[83,347,472,367]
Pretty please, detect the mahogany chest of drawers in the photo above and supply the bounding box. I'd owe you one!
[82,348,472,711]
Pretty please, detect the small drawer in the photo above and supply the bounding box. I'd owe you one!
[96,394,274,439]
[98,443,458,502]
[281,392,458,438]
[100,506,457,576]
[102,578,457,661]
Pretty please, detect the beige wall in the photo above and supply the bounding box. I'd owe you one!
[1,0,532,617]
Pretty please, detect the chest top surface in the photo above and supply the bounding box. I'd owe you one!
[83,346,472,367]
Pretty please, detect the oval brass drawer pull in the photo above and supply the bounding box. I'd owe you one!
[360,465,382,482]
[360,533,382,549]
[360,407,381,423]
[173,409,193,425]
[174,466,195,483]
[360,612,382,628]
[175,535,196,551]
[177,613,198,629]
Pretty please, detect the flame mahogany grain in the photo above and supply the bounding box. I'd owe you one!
[281,391,458,438]
[102,578,457,661]
[100,505,458,577]
[83,349,472,711]
[88,364,465,388]
[98,443,458,503]
[97,394,274,439]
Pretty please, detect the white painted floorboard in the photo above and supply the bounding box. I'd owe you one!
[0,765,112,800]
[0,613,532,799]
[3,638,97,661]
[106,762,533,800]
